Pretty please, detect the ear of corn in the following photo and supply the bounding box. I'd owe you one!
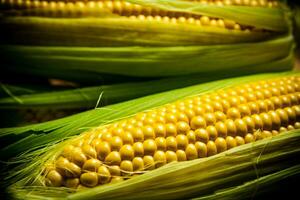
[0,0,295,82]
[0,0,290,46]
[5,130,300,199]
[0,16,276,46]
[1,71,300,199]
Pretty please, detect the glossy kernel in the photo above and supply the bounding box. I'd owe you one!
[133,142,144,157]
[176,134,188,150]
[244,133,254,143]
[82,159,102,172]
[190,116,207,129]
[154,123,166,137]
[131,127,144,142]
[206,126,218,140]
[143,139,157,155]
[207,141,217,156]
[185,144,198,160]
[225,119,237,136]
[166,136,177,151]
[142,126,155,140]
[204,113,217,125]
[234,119,248,136]
[46,170,63,187]
[80,172,98,187]
[96,141,111,161]
[226,136,237,149]
[98,166,111,184]
[187,130,196,143]
[195,142,207,158]
[105,151,121,165]
[120,160,133,174]
[143,156,155,170]
[155,137,166,151]
[82,144,97,159]
[195,129,209,143]
[153,151,167,168]
[109,136,123,151]
[165,123,177,137]
[119,144,134,160]
[235,136,245,146]
[165,151,178,163]
[215,138,227,153]
[176,121,190,134]
[132,157,144,171]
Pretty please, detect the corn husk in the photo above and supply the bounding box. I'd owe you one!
[0,73,219,127]
[1,71,299,199]
[1,34,294,81]
[0,50,294,127]
[0,48,294,110]
[0,84,40,98]
[5,129,300,200]
[0,0,295,83]
[0,0,290,46]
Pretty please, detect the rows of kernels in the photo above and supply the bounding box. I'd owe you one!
[44,76,300,188]
[191,0,279,7]
[1,0,257,31]
[1,0,280,10]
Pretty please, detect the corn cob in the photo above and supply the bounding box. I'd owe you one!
[31,74,299,189]
[0,0,287,46]
[0,0,294,82]
[1,72,299,199]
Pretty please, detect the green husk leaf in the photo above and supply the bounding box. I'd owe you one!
[0,16,275,47]
[0,74,249,110]
[0,50,294,110]
[0,84,38,98]
[6,129,300,199]
[0,52,293,128]
[193,164,300,200]
[0,82,69,98]
[1,34,294,79]
[0,71,298,160]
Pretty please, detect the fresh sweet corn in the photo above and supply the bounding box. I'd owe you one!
[0,0,286,46]
[0,0,293,83]
[41,75,300,188]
